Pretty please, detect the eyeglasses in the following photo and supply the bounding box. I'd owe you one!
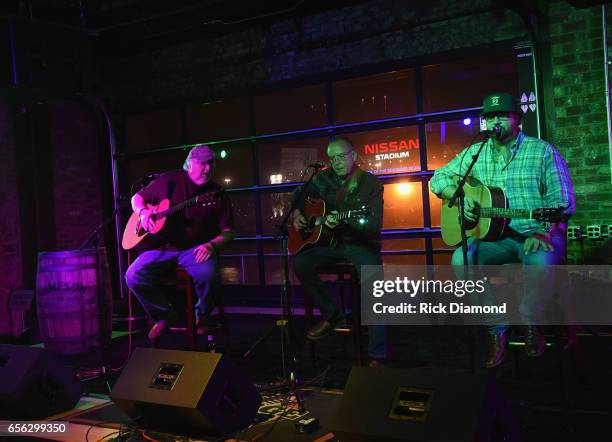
[328,150,354,162]
[484,113,512,121]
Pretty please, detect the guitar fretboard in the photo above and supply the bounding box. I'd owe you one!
[319,208,366,222]
[152,194,214,220]
[477,207,531,219]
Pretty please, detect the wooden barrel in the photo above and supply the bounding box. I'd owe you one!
[36,249,113,355]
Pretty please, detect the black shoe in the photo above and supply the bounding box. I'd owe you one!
[485,330,507,369]
[196,317,222,335]
[368,359,386,369]
[148,320,168,340]
[307,314,345,340]
[524,325,545,357]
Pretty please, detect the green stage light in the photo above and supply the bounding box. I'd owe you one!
[219,149,227,159]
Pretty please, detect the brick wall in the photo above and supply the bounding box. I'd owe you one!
[102,0,527,109]
[49,101,104,250]
[548,2,612,263]
[0,105,21,335]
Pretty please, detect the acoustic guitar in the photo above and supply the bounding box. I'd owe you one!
[122,193,217,250]
[441,177,565,246]
[288,197,370,255]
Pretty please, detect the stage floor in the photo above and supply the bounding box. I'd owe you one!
[6,313,612,441]
[28,388,342,442]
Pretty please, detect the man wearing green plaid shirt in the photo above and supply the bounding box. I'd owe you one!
[430,92,576,368]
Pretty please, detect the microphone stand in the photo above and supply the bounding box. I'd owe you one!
[448,132,492,372]
[78,200,131,391]
[242,165,323,411]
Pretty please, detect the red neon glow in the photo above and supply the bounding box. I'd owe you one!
[363,139,420,154]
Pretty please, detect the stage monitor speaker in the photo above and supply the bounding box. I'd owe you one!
[332,367,518,442]
[109,348,262,436]
[0,344,83,418]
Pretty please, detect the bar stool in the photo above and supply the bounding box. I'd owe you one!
[304,261,364,366]
[159,267,227,352]
[127,252,226,351]
[497,259,577,401]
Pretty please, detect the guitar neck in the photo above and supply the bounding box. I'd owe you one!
[153,196,200,220]
[336,209,357,220]
[479,207,532,220]
[320,209,359,222]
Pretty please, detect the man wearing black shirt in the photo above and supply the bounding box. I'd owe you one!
[125,144,234,340]
[292,137,388,366]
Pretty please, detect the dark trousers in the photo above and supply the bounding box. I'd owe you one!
[125,247,218,322]
[451,234,567,333]
[293,243,388,359]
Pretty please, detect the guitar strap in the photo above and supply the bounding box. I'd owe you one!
[335,166,364,208]
[326,167,363,248]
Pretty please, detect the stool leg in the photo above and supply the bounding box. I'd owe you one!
[338,273,349,358]
[351,271,363,366]
[304,291,316,367]
[185,282,197,351]
[147,318,158,348]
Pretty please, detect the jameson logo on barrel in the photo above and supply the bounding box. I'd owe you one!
[39,281,87,294]
[36,249,113,356]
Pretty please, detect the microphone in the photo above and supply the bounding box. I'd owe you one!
[307,162,327,170]
[131,173,160,193]
[481,126,501,137]
[139,173,160,184]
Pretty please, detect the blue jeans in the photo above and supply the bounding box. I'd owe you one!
[451,234,566,334]
[125,247,218,322]
[293,243,388,359]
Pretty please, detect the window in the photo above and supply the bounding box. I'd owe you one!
[333,70,417,124]
[382,238,425,252]
[422,55,517,113]
[213,142,255,188]
[344,126,421,175]
[254,85,327,134]
[121,50,522,288]
[383,255,427,265]
[383,182,423,229]
[429,186,443,228]
[260,189,293,236]
[262,240,300,285]
[184,97,250,142]
[432,237,454,265]
[426,119,482,170]
[126,150,185,190]
[258,137,329,185]
[218,241,259,285]
[228,192,257,236]
[126,109,182,152]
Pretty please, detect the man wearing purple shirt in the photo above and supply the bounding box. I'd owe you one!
[125,145,234,340]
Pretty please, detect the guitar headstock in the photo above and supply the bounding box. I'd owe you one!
[350,205,371,218]
[533,207,566,223]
